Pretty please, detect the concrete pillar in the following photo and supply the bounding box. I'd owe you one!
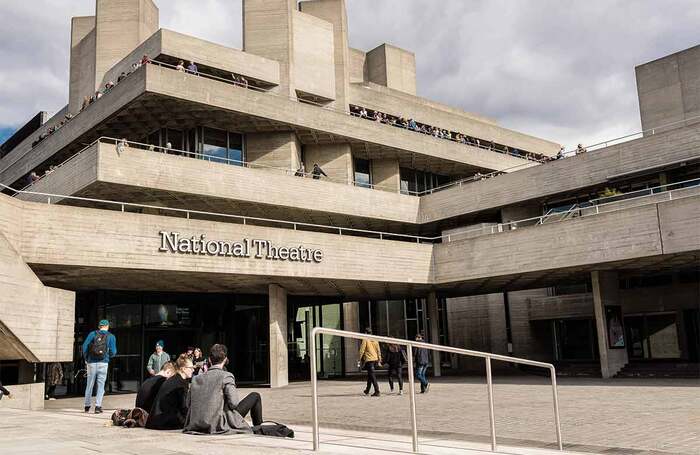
[426,292,441,377]
[365,44,417,95]
[591,271,629,378]
[303,143,353,184]
[246,132,302,173]
[342,301,360,374]
[269,284,289,388]
[371,158,401,193]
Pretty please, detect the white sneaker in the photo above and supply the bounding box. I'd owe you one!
[398,390,404,395]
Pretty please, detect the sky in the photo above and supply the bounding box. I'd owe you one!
[0,0,699,149]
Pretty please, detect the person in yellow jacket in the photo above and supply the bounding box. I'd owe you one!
[359,327,382,396]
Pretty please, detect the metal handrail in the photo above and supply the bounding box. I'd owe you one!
[309,327,562,453]
[5,173,696,246]
[440,178,700,242]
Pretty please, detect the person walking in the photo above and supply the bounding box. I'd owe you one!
[146,340,171,377]
[45,362,64,400]
[82,319,117,413]
[385,341,405,395]
[413,333,430,393]
[359,327,382,397]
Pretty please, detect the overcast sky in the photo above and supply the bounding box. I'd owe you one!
[1,0,698,148]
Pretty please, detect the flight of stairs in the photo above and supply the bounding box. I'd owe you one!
[615,362,700,379]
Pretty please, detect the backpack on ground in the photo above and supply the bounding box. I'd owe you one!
[252,421,295,438]
[88,331,109,360]
[111,408,149,428]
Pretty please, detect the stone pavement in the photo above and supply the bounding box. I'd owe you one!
[23,376,700,454]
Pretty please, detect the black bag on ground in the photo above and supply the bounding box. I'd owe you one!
[89,331,109,360]
[111,409,131,426]
[252,421,295,438]
[111,408,149,428]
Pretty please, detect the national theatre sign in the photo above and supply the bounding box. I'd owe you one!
[158,231,323,263]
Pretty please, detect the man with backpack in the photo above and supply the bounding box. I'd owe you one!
[82,319,117,414]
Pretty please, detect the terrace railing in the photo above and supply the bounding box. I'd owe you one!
[309,328,563,453]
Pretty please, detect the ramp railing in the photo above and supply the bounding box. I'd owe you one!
[309,327,563,453]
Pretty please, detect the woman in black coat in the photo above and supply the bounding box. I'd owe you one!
[145,355,194,430]
[385,343,405,394]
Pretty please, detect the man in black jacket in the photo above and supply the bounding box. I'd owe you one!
[413,333,430,393]
[145,356,194,430]
[135,362,175,413]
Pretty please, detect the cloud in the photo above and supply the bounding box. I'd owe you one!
[0,0,698,149]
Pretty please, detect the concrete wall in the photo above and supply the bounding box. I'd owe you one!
[292,11,336,101]
[246,132,302,171]
[300,0,350,109]
[371,158,400,192]
[0,383,45,411]
[69,16,96,114]
[349,48,367,83]
[592,271,629,378]
[303,143,353,184]
[243,0,296,97]
[366,44,417,96]
[94,0,159,89]
[636,44,700,132]
[0,196,75,363]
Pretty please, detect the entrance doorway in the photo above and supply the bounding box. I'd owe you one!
[288,302,344,380]
[71,291,270,397]
[552,318,598,361]
[625,313,682,360]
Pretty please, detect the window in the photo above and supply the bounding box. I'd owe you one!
[400,167,451,194]
[354,158,371,188]
[200,127,245,166]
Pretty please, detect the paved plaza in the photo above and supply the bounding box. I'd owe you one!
[1,376,696,455]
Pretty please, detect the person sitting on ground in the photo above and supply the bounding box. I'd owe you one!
[359,327,382,397]
[184,343,264,434]
[187,61,198,74]
[575,143,587,155]
[0,381,13,400]
[146,340,171,377]
[145,355,194,430]
[311,163,327,180]
[135,361,176,414]
[176,60,185,72]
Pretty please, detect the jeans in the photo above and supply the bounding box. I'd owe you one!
[388,366,403,391]
[84,362,108,407]
[236,392,263,426]
[364,361,379,394]
[416,364,429,391]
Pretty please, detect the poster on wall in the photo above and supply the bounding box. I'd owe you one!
[605,305,625,349]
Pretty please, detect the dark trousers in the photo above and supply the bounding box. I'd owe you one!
[46,385,56,398]
[364,361,379,394]
[387,366,403,391]
[236,392,263,426]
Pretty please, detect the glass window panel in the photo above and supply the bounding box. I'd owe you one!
[202,127,228,163]
[354,158,371,188]
[228,132,244,166]
[416,171,426,193]
[166,129,184,152]
[376,301,389,336]
[386,300,406,339]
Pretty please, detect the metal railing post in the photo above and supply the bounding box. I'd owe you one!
[550,367,563,451]
[311,331,319,451]
[406,346,419,453]
[485,357,497,451]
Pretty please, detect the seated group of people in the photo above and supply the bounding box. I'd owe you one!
[136,343,263,434]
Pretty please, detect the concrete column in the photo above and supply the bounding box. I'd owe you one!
[371,158,401,193]
[303,143,353,184]
[426,292,442,377]
[342,301,360,374]
[591,271,629,378]
[269,284,289,388]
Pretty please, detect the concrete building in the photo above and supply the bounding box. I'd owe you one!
[1,0,698,404]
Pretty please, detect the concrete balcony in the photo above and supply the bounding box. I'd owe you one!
[419,123,700,222]
[18,140,422,231]
[0,63,531,189]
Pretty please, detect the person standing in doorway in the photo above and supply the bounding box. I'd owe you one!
[413,333,430,393]
[359,327,382,397]
[147,340,171,377]
[82,319,117,413]
[385,340,405,395]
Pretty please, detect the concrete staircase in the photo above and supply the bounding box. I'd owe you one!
[615,362,700,379]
